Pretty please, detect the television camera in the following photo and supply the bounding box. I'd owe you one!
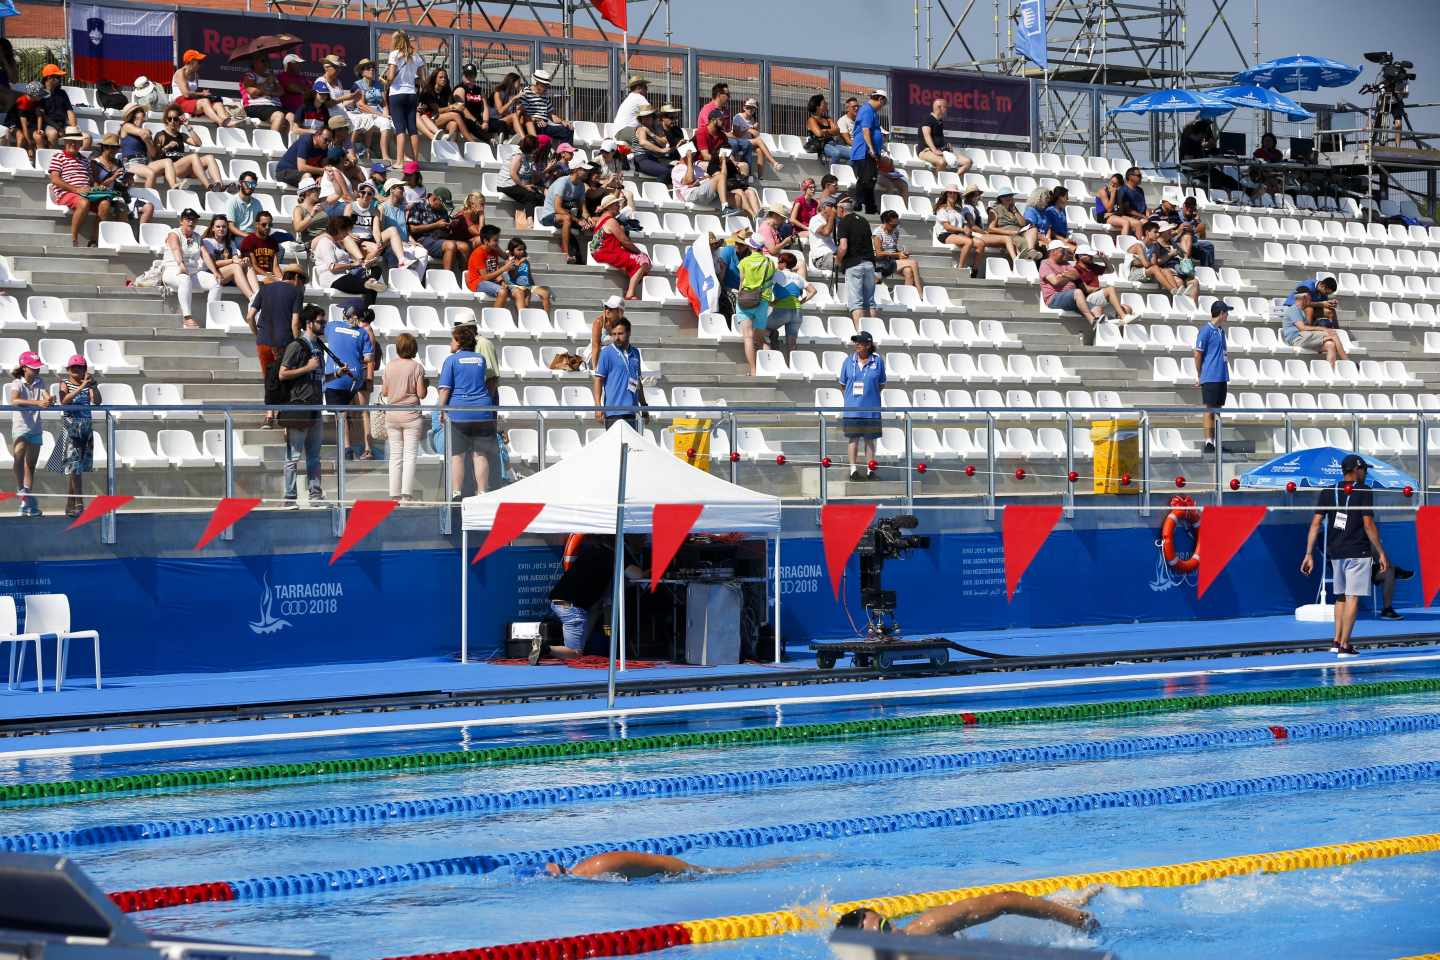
[1360,51,1416,146]
[856,514,930,640]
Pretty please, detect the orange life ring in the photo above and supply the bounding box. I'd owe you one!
[1160,511,1201,573]
[562,533,586,571]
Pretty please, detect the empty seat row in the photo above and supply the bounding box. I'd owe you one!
[1228,391,1440,421]
[1154,356,1418,388]
[1272,426,1440,458]
[756,348,1076,385]
[0,426,260,470]
[0,336,139,373]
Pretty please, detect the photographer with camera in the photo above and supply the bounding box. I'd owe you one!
[838,329,886,482]
[49,354,99,519]
[1362,51,1415,147]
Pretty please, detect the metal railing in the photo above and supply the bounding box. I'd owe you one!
[3,402,1433,545]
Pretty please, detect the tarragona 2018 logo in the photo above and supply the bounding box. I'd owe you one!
[249,573,345,634]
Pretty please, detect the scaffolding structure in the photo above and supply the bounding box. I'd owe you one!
[924,0,1257,162]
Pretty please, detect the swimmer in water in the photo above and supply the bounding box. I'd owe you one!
[834,886,1102,937]
[544,851,812,881]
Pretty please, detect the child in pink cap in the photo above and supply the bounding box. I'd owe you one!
[7,350,50,516]
[51,353,99,517]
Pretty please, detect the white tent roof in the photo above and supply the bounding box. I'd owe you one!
[461,421,781,534]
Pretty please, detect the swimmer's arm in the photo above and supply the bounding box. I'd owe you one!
[903,892,1096,937]
[694,855,819,876]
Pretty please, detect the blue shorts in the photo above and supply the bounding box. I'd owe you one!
[1048,288,1081,312]
[388,93,418,136]
[15,430,42,447]
[736,301,771,330]
[474,280,503,296]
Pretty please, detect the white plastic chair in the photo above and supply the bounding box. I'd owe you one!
[156,429,215,468]
[1,596,42,693]
[24,594,101,691]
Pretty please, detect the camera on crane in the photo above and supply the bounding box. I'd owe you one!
[856,515,930,639]
[1360,51,1415,98]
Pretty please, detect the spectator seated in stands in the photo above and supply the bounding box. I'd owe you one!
[589,295,627,365]
[1119,166,1148,220]
[312,214,387,305]
[155,107,225,191]
[1285,275,1340,327]
[38,64,87,149]
[1023,185,1075,253]
[243,211,287,286]
[1095,173,1143,237]
[117,102,175,190]
[591,194,652,301]
[488,71,527,141]
[696,110,745,178]
[504,237,551,312]
[1281,283,1346,366]
[1128,221,1195,297]
[593,138,627,188]
[871,210,923,291]
[90,136,154,226]
[227,171,265,241]
[805,94,848,164]
[934,189,981,273]
[291,175,329,245]
[612,74,652,142]
[1180,118,1242,192]
[629,107,673,181]
[1039,240,1114,336]
[697,82,754,170]
[171,49,236,127]
[731,97,782,178]
[418,66,467,144]
[343,181,415,271]
[1252,131,1282,164]
[916,98,972,176]
[276,123,332,188]
[1074,245,1132,322]
[465,224,514,307]
[202,214,258,300]
[541,162,592,265]
[407,185,469,274]
[495,134,547,230]
[1179,196,1215,268]
[785,178,818,239]
[6,88,42,158]
[518,69,574,146]
[351,58,395,164]
[670,141,723,209]
[837,97,859,151]
[452,63,495,144]
[48,126,108,247]
[164,207,221,329]
[241,53,289,133]
[755,202,797,256]
[401,160,428,206]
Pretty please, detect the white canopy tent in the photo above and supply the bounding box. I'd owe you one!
[459,422,783,697]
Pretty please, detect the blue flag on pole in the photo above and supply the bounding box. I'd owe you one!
[1015,0,1047,70]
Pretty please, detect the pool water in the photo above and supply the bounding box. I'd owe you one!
[4,663,1440,958]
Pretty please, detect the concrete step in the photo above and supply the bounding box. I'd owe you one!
[141,354,241,373]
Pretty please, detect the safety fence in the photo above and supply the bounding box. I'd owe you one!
[10,711,1440,855]
[105,759,1440,912]
[379,831,1440,959]
[9,674,1440,805]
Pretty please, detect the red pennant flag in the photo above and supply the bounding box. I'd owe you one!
[1196,505,1268,599]
[0,492,13,504]
[821,503,877,600]
[1418,505,1440,607]
[471,502,546,564]
[592,0,626,30]
[68,495,134,530]
[1003,504,1063,601]
[330,499,398,565]
[650,503,704,591]
[194,498,262,550]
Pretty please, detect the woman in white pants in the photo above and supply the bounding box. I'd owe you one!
[163,207,220,329]
[381,332,427,500]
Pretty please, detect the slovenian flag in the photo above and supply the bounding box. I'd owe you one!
[675,233,720,317]
[70,4,175,86]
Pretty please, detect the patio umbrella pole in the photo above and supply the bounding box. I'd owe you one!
[607,441,631,709]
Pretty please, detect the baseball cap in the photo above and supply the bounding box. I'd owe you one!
[282,54,303,66]
[402,160,420,174]
[357,180,376,194]
[66,354,87,369]
[744,97,758,107]
[179,207,200,221]
[1340,454,1369,472]
[370,161,388,174]
[745,235,765,250]
[870,89,888,100]
[850,330,875,345]
[343,302,366,319]
[603,294,624,310]
[41,64,64,79]
[1046,239,1068,252]
[555,142,575,154]
[182,49,206,64]
[599,138,617,152]
[1293,283,1313,296]
[462,63,478,75]
[1075,245,1096,258]
[1210,300,1232,317]
[432,186,453,205]
[16,350,41,370]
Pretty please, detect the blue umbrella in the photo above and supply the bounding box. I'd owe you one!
[1239,447,1417,491]
[1107,88,1234,117]
[1234,55,1360,93]
[1204,83,1314,122]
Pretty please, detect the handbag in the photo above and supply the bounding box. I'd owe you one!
[369,397,388,441]
[1175,257,1195,279]
[802,134,823,155]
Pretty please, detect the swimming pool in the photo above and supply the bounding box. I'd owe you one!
[4,660,1440,959]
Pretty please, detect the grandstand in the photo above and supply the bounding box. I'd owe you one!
[1,82,1437,509]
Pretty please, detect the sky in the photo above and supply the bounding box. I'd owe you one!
[633,0,1440,118]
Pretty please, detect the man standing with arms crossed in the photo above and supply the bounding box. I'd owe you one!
[1194,300,1229,454]
[1301,455,1390,658]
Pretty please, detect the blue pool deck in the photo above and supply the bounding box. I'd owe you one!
[2,609,1439,759]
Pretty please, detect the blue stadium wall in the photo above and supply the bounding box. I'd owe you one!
[0,506,1423,677]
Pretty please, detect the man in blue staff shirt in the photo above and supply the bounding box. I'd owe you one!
[838,330,885,482]
[592,316,648,428]
[849,90,887,215]
[1194,300,1230,454]
[1300,455,1391,658]
[324,303,375,460]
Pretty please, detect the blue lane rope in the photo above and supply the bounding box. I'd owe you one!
[110,758,1440,907]
[14,712,1440,855]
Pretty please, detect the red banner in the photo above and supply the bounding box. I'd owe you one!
[330,500,398,565]
[650,504,704,591]
[1003,504,1062,602]
[821,503,877,600]
[68,494,134,530]
[592,0,627,30]
[194,498,262,550]
[1196,505,1268,599]
[1418,505,1440,607]
[472,503,546,564]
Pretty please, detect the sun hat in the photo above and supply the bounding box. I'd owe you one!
[121,102,146,121]
[599,138,617,152]
[60,126,85,142]
[297,175,319,194]
[597,194,623,211]
[659,103,681,114]
[98,133,119,148]
[745,235,766,250]
[356,58,375,71]
[16,350,41,370]
[322,54,345,68]
[555,142,575,154]
[766,202,789,218]
[677,142,695,157]
[383,178,405,193]
[627,74,647,89]
[532,69,553,84]
[636,106,655,118]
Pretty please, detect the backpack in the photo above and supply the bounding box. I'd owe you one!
[94,80,127,111]
[266,337,309,425]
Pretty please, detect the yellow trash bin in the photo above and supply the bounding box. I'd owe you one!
[671,417,714,471]
[1091,418,1140,494]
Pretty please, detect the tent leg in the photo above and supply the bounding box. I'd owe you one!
[608,442,631,709]
[773,532,782,664]
[460,528,469,664]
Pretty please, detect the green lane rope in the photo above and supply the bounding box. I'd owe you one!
[4,675,1440,805]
